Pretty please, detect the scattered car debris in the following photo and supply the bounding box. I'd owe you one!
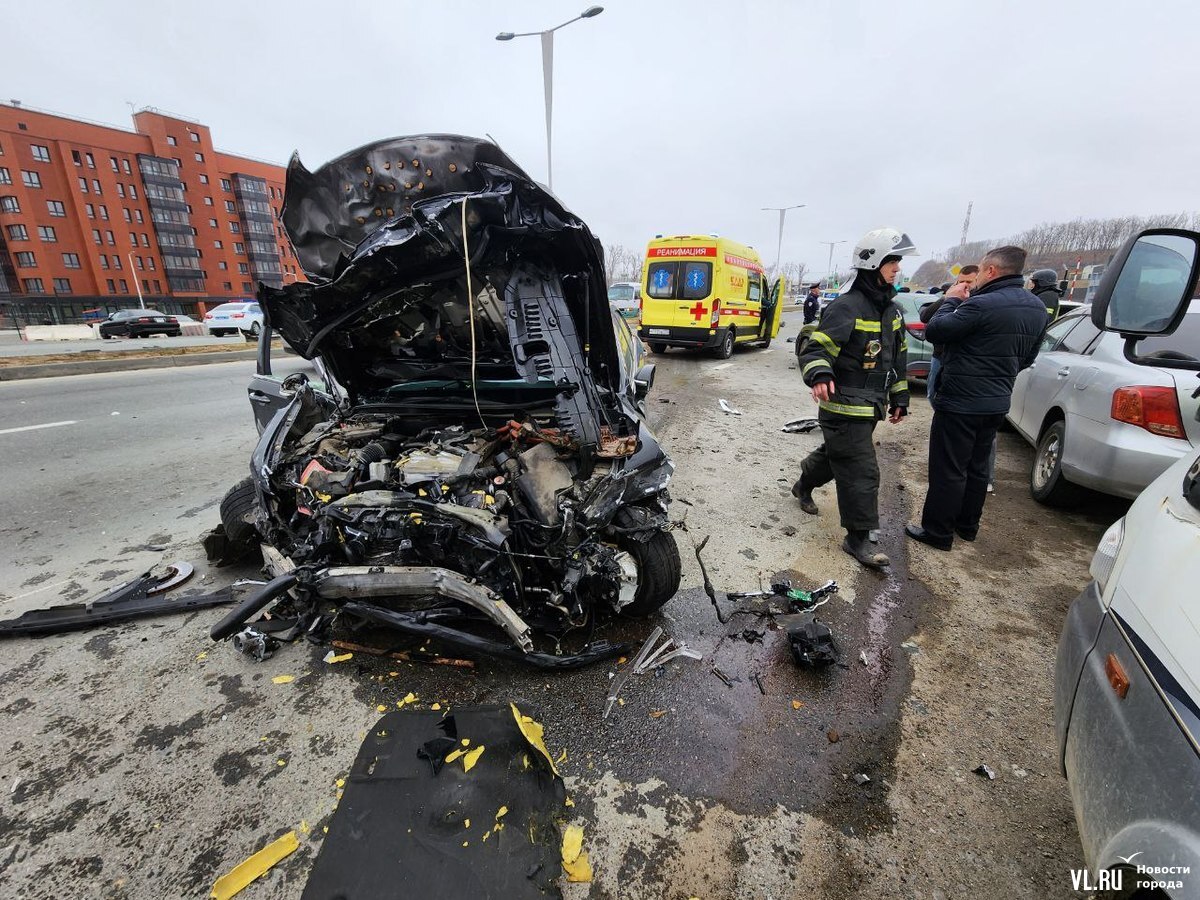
[561,823,593,883]
[859,650,870,666]
[974,764,997,781]
[211,831,299,900]
[781,417,820,434]
[900,640,920,655]
[827,729,840,743]
[212,136,682,669]
[330,639,475,669]
[302,704,567,899]
[693,535,729,624]
[711,665,734,688]
[782,614,839,668]
[233,627,278,662]
[853,773,872,786]
[727,579,838,611]
[0,563,235,639]
[602,627,698,717]
[633,632,701,674]
[741,628,765,644]
[718,399,742,416]
[753,672,766,695]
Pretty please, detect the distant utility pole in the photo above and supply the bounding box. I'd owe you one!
[959,200,973,248]
[820,240,846,286]
[761,204,805,273]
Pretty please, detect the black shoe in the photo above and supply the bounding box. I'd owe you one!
[791,480,818,515]
[843,530,889,569]
[904,524,953,551]
[954,527,977,542]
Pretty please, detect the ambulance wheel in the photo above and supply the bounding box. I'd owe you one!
[715,329,735,359]
[649,342,668,354]
[759,337,772,349]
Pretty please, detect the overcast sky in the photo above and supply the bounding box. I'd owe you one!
[5,0,1200,277]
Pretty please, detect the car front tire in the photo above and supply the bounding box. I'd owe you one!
[620,530,682,617]
[219,477,261,547]
[1030,420,1085,507]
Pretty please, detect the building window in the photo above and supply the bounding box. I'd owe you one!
[141,278,150,292]
[173,157,182,168]
[221,178,232,191]
[109,156,119,172]
[141,233,150,247]
[85,153,95,168]
[0,167,11,185]
[106,230,116,246]
[186,204,192,214]
[223,281,232,290]
[199,174,209,185]
[100,255,109,269]
[119,279,129,294]
[229,222,240,234]
[234,242,245,254]
[23,278,46,293]
[72,150,82,167]
[218,261,228,270]
[209,218,218,228]
[123,208,132,223]
[129,231,138,246]
[78,176,89,193]
[167,135,178,146]
[37,226,57,242]
[238,263,249,275]
[153,279,161,291]
[0,196,19,213]
[92,179,102,195]
[190,132,200,143]
[194,152,204,162]
[123,159,132,174]
[204,196,213,206]
[21,170,41,188]
[53,277,72,294]
[85,203,95,218]
[135,255,144,270]
[134,210,143,224]
[15,251,36,267]
[106,278,116,293]
[47,200,66,217]
[92,228,102,244]
[214,240,223,249]
[116,183,125,198]
[147,257,155,270]
[128,184,137,200]
[6,224,28,241]
[31,145,50,163]
[62,252,81,268]
[224,200,236,213]
[99,204,109,220]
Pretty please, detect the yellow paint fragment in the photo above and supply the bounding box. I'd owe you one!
[396,692,417,708]
[649,709,666,719]
[276,759,286,767]
[431,703,442,711]
[272,675,295,685]
[462,841,468,847]
[445,748,465,764]
[791,700,804,710]
[376,705,387,713]
[336,778,345,789]
[564,797,575,807]
[300,820,310,835]
[461,738,470,746]
[493,822,504,833]
[510,704,558,776]
[462,745,485,772]
[322,826,328,834]
[617,656,627,665]
[196,652,208,661]
[210,831,299,900]
[482,831,490,842]
[555,748,567,764]
[324,652,353,664]
[522,754,530,770]
[464,819,471,829]
[496,805,508,820]
[561,825,592,883]
[389,671,399,677]
[617,698,625,707]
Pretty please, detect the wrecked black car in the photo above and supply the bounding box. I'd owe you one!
[210,135,681,667]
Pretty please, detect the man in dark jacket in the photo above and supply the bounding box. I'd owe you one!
[905,246,1047,550]
[803,285,821,324]
[793,227,917,568]
[1029,268,1063,320]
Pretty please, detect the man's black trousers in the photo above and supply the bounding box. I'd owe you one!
[799,417,879,532]
[920,410,1006,542]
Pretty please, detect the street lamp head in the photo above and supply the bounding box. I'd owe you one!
[495,31,515,41]
[581,6,604,17]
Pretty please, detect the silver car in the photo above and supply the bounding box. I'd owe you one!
[1007,304,1200,504]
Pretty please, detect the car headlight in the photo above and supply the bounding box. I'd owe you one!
[1088,517,1124,595]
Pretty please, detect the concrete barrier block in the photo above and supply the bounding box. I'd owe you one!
[23,325,98,342]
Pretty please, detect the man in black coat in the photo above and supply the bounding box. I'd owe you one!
[803,285,821,324]
[905,246,1047,550]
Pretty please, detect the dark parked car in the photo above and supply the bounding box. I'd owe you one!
[209,135,678,669]
[97,308,181,339]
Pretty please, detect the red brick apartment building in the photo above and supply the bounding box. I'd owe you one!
[0,101,305,326]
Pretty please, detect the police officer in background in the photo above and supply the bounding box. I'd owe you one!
[803,284,822,324]
[1028,268,1063,320]
[792,227,917,569]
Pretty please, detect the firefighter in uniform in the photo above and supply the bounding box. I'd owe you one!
[791,227,918,569]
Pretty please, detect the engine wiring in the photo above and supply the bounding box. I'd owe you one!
[460,196,488,431]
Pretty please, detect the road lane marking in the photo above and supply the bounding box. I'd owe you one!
[0,420,78,435]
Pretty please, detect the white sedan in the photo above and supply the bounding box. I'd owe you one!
[204,302,264,337]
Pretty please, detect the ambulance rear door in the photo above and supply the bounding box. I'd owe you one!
[643,254,716,329]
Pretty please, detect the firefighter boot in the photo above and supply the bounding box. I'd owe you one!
[791,479,819,515]
[843,530,889,569]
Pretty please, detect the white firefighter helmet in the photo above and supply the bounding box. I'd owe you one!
[851,227,919,271]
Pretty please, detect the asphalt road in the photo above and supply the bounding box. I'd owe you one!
[0,326,1128,899]
[0,331,252,358]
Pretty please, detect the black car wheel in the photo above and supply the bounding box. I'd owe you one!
[250,322,261,337]
[715,329,735,359]
[648,342,667,354]
[220,477,262,547]
[759,337,772,349]
[100,331,112,340]
[620,531,682,617]
[1030,420,1085,507]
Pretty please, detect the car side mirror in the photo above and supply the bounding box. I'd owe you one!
[633,363,656,399]
[1090,229,1200,371]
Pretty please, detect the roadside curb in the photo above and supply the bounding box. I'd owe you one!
[0,349,261,381]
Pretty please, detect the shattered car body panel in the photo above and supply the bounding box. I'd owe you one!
[223,135,681,665]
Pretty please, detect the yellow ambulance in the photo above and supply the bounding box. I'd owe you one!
[637,235,786,359]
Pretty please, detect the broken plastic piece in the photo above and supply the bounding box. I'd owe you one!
[232,627,278,662]
[462,745,485,772]
[791,700,803,710]
[271,675,295,685]
[561,825,592,883]
[786,615,839,667]
[853,773,871,786]
[974,764,996,781]
[718,399,742,416]
[210,831,299,900]
[782,417,820,434]
[323,651,353,664]
[511,704,558,776]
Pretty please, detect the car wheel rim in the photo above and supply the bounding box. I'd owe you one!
[1034,433,1060,490]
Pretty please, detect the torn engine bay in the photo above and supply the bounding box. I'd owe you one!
[210,134,681,666]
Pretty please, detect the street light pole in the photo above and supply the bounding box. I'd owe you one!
[128,251,145,309]
[820,240,846,287]
[496,6,604,191]
[761,203,805,274]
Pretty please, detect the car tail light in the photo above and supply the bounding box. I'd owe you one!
[905,321,925,340]
[1110,386,1186,439]
[204,313,213,319]
[232,312,245,319]
[138,317,151,323]
[710,300,720,327]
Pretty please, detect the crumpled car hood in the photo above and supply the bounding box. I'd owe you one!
[261,135,623,411]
